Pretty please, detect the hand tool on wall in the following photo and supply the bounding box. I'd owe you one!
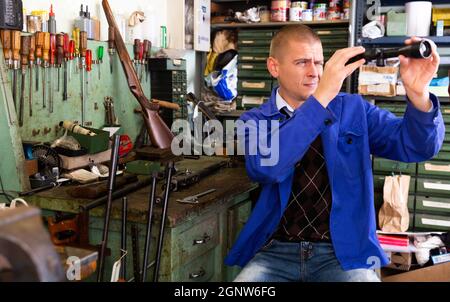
[11,30,21,110]
[97,135,121,282]
[133,39,140,76]
[0,30,12,69]
[138,41,144,82]
[28,35,35,117]
[1,30,13,124]
[97,46,104,80]
[56,33,64,93]
[19,36,29,127]
[35,31,44,92]
[48,5,57,34]
[49,33,56,113]
[42,32,50,109]
[108,27,115,74]
[86,49,92,123]
[68,39,75,80]
[141,40,149,82]
[63,34,69,100]
[72,28,80,74]
[143,39,151,82]
[79,31,87,125]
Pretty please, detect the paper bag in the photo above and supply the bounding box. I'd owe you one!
[379,175,411,232]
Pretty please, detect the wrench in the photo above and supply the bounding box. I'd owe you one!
[176,189,216,204]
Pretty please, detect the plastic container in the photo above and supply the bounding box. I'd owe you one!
[314,3,327,21]
[303,9,313,21]
[290,2,303,21]
[271,0,290,22]
[387,10,407,36]
[70,128,110,155]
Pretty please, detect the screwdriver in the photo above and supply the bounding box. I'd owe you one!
[2,30,12,69]
[42,32,50,109]
[56,33,64,93]
[19,36,30,127]
[108,27,115,74]
[80,31,87,125]
[49,34,56,113]
[11,30,21,110]
[63,34,69,100]
[0,30,13,124]
[85,49,92,126]
[35,31,44,92]
[28,35,35,117]
[133,39,140,75]
[97,46,104,80]
[73,28,80,74]
[142,39,151,82]
[68,40,75,81]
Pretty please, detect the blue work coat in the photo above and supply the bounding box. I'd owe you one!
[225,88,445,270]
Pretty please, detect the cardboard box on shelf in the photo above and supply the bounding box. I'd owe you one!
[358,66,398,97]
[385,251,413,271]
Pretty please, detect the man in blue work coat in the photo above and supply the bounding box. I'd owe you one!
[225,25,445,282]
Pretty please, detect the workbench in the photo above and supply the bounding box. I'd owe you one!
[26,156,258,282]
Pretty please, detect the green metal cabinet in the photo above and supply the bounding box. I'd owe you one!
[373,158,416,174]
[414,213,450,231]
[415,195,450,216]
[418,161,450,178]
[416,178,450,198]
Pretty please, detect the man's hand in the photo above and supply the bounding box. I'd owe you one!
[400,37,440,112]
[313,46,366,108]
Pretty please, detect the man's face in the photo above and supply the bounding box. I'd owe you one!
[267,40,324,102]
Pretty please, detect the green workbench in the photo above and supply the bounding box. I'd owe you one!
[26,156,258,282]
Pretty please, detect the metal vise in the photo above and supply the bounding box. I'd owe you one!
[0,206,65,282]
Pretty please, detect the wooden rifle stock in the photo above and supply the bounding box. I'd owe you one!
[102,0,174,149]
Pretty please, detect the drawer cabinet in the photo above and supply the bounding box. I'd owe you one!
[415,213,450,231]
[418,161,450,178]
[416,178,450,197]
[414,195,450,215]
[373,158,416,175]
[175,214,220,267]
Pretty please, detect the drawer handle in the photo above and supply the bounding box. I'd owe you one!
[189,268,206,279]
[193,234,211,245]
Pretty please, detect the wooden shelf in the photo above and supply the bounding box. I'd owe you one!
[211,20,350,29]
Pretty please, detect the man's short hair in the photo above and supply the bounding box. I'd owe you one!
[269,24,321,58]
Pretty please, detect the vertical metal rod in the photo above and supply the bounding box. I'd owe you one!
[141,171,158,282]
[153,161,174,282]
[29,65,33,117]
[97,135,121,282]
[120,196,128,280]
[131,224,141,283]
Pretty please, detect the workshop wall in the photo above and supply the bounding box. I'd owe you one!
[0,0,202,196]
[21,0,200,96]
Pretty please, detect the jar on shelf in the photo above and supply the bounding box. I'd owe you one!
[271,0,290,22]
[313,3,327,21]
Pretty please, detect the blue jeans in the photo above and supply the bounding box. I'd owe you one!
[234,240,381,282]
